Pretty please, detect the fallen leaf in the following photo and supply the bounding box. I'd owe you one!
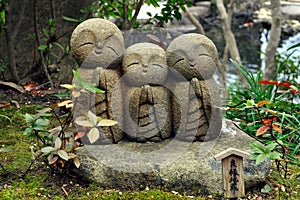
[0,81,25,93]
[256,125,270,136]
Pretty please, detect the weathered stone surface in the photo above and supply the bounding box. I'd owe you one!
[171,77,222,142]
[122,85,172,142]
[167,33,218,80]
[71,20,222,144]
[121,43,171,142]
[71,19,125,144]
[167,33,222,142]
[122,43,168,86]
[70,18,125,68]
[73,119,270,196]
[95,69,123,143]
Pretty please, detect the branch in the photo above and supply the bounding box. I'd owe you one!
[33,0,54,88]
[125,0,144,30]
[216,0,246,83]
[185,6,205,35]
[264,0,282,80]
[121,0,128,30]
[50,0,55,19]
[3,0,20,82]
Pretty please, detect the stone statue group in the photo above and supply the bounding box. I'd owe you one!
[71,18,222,144]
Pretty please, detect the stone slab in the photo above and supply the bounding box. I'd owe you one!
[72,119,270,196]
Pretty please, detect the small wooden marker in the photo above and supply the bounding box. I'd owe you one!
[214,147,250,199]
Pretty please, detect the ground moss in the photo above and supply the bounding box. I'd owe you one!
[0,104,299,199]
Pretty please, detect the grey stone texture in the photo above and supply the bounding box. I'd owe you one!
[71,20,222,143]
[121,43,171,142]
[73,119,270,196]
[167,33,219,80]
[167,33,222,142]
[70,18,125,68]
[70,19,270,196]
[71,19,125,143]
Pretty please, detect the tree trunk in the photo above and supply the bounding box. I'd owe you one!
[216,0,246,83]
[3,0,20,82]
[264,0,281,80]
[185,6,205,35]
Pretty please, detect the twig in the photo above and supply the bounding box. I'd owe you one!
[125,0,144,30]
[0,161,8,174]
[50,0,56,20]
[22,152,43,178]
[121,0,128,30]
[33,0,54,89]
[185,6,205,35]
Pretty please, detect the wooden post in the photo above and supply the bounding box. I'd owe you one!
[214,148,250,199]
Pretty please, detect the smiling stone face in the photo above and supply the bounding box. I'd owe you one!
[167,33,218,80]
[71,18,125,68]
[122,43,168,86]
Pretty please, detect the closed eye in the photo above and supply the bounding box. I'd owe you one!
[151,63,164,68]
[127,62,139,69]
[78,42,93,48]
[174,58,184,65]
[106,45,118,55]
[198,53,210,57]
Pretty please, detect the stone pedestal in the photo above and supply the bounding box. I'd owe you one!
[73,119,270,196]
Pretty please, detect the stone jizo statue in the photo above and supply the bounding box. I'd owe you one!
[71,19,222,144]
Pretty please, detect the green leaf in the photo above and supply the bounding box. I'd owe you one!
[87,111,97,126]
[97,119,118,127]
[261,184,272,193]
[48,19,56,26]
[54,42,64,50]
[0,114,11,123]
[36,118,49,126]
[265,143,278,151]
[49,155,58,165]
[57,150,69,161]
[73,70,84,85]
[24,113,34,124]
[88,127,99,143]
[0,147,14,153]
[34,108,52,120]
[33,126,46,131]
[38,45,48,51]
[250,153,257,161]
[42,28,49,38]
[41,146,55,154]
[62,16,81,23]
[73,157,80,168]
[250,142,265,154]
[23,127,33,135]
[287,42,300,51]
[0,10,6,25]
[256,153,267,165]
[75,119,94,127]
[269,152,281,160]
[246,99,255,107]
[54,137,62,149]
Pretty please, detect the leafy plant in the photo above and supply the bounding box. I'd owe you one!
[276,42,300,86]
[74,111,117,143]
[250,142,281,165]
[63,0,192,29]
[22,71,117,172]
[226,60,299,180]
[61,70,103,98]
[38,19,69,66]
[23,112,51,145]
[145,0,193,27]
